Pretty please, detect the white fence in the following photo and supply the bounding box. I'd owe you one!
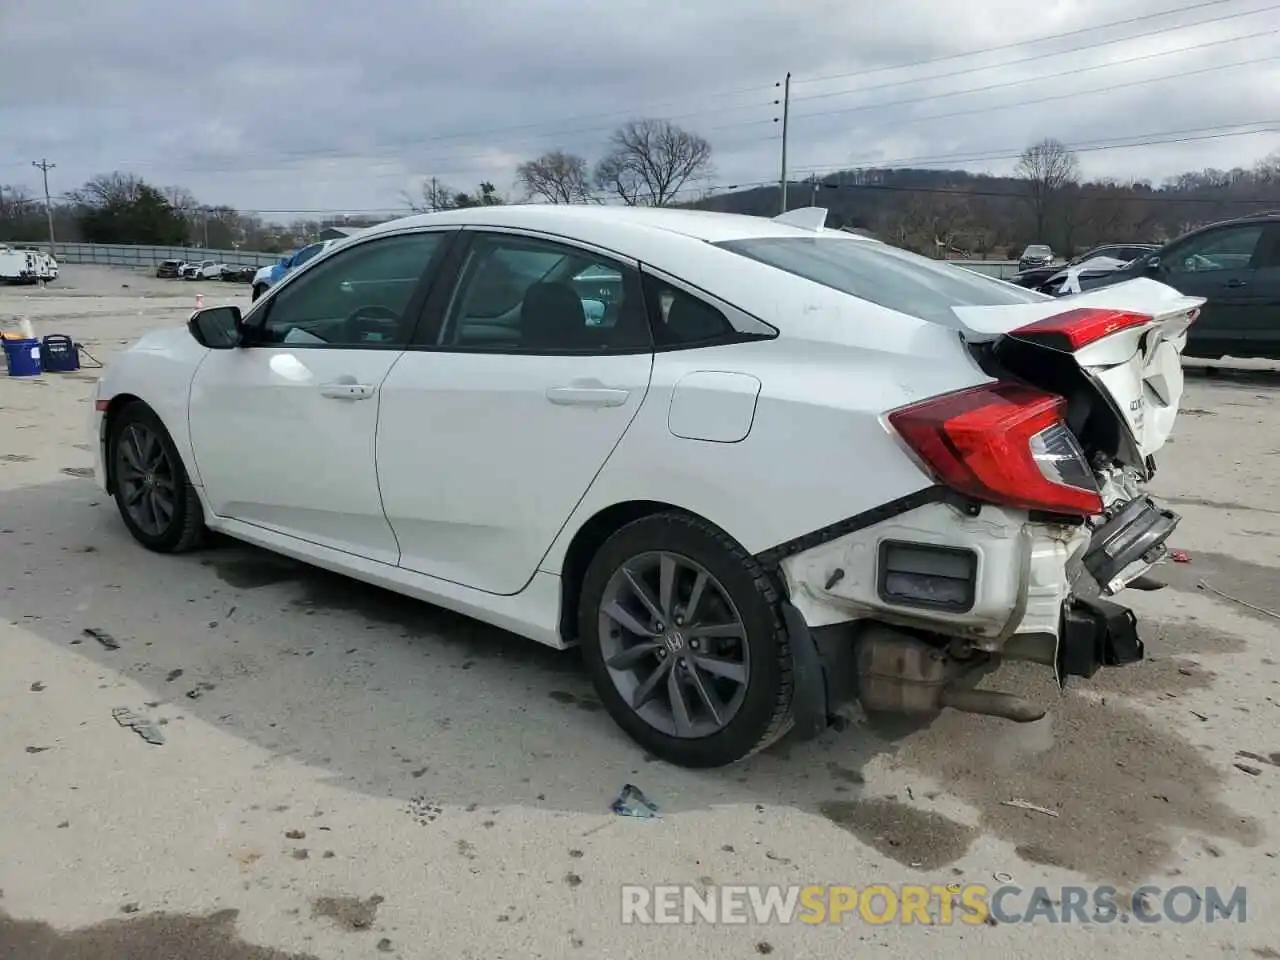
[6,241,279,269]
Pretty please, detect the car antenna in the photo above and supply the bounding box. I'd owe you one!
[772,207,828,232]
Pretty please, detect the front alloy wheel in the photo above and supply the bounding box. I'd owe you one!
[109,402,205,553]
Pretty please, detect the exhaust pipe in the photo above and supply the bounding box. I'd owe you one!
[939,687,1045,723]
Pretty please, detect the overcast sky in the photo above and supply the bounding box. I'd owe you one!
[2,0,1277,220]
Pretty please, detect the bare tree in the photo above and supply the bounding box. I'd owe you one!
[404,177,458,213]
[593,119,712,206]
[1016,138,1080,241]
[516,150,594,203]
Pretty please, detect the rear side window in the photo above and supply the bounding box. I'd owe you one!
[716,237,1047,325]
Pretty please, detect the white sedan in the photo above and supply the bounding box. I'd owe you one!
[89,204,1202,767]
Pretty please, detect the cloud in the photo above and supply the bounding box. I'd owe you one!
[1,0,1276,219]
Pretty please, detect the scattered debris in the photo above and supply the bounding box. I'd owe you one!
[285,830,306,840]
[1191,711,1209,722]
[1237,751,1280,767]
[764,851,793,865]
[310,894,383,931]
[120,902,139,914]
[377,939,393,953]
[1171,550,1191,563]
[564,872,582,888]
[83,627,119,650]
[756,943,774,955]
[165,669,184,682]
[29,681,44,692]
[56,821,68,829]
[24,746,49,754]
[111,706,165,745]
[291,849,309,860]
[1235,762,1263,777]
[993,872,1014,883]
[1000,799,1060,818]
[610,783,660,819]
[1199,580,1280,621]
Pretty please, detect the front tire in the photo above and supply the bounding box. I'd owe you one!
[577,512,794,768]
[109,402,205,553]
[251,284,266,302]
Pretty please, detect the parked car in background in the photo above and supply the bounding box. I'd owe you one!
[180,260,227,280]
[1072,212,1280,360]
[251,239,339,301]
[0,245,57,284]
[156,259,185,279]
[1012,243,1157,289]
[1017,244,1054,271]
[220,266,257,283]
[91,203,1201,768]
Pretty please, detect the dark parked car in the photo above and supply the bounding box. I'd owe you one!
[1017,244,1054,271]
[1079,212,1280,360]
[1012,243,1158,289]
[155,259,185,279]
[220,266,257,283]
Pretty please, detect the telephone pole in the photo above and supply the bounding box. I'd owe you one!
[31,158,57,254]
[777,73,791,214]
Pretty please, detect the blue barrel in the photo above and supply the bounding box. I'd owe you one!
[41,335,79,373]
[2,337,42,377]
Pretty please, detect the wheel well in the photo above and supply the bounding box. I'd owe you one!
[557,500,683,644]
[100,393,144,493]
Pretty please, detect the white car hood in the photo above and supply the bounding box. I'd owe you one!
[253,265,273,285]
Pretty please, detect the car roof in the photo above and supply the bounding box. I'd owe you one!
[358,204,869,247]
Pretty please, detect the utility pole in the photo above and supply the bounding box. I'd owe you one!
[31,158,57,254]
[777,73,791,214]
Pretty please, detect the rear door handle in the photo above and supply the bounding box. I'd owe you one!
[546,385,631,408]
[1223,278,1248,288]
[319,381,376,400]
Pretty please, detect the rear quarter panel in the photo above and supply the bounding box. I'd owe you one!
[541,317,992,571]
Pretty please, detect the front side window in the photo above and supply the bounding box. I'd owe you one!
[293,243,325,267]
[439,233,650,353]
[1164,225,1263,275]
[716,236,1048,326]
[252,231,445,348]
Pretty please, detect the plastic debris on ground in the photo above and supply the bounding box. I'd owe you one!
[611,783,660,819]
[1170,550,1191,563]
[84,627,120,650]
[111,706,165,745]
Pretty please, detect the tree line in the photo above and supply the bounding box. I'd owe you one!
[3,116,1278,259]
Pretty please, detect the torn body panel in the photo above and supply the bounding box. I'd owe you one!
[778,500,1089,654]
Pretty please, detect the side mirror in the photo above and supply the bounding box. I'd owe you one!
[187,305,242,349]
[1143,254,1161,272]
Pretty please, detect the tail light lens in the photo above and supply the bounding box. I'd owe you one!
[1012,307,1152,351]
[887,382,1103,516]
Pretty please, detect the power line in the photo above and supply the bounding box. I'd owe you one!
[785,2,1280,109]
[743,29,1280,130]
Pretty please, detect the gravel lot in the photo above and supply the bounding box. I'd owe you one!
[2,266,1279,958]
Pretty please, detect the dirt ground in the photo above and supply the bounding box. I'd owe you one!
[2,266,1279,958]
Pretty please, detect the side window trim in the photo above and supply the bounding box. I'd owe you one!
[241,227,459,350]
[638,265,779,346]
[410,228,653,356]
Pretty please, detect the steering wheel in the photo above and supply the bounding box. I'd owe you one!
[345,304,401,343]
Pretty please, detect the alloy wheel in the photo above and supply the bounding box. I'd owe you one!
[115,423,177,537]
[597,551,750,739]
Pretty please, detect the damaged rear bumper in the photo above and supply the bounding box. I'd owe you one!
[774,492,1180,742]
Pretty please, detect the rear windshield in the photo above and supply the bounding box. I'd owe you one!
[1024,245,1051,256]
[715,237,1047,325]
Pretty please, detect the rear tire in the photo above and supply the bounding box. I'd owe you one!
[251,284,266,302]
[577,511,794,768]
[109,401,206,554]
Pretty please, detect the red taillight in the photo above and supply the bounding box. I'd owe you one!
[1012,307,1152,351]
[887,382,1103,516]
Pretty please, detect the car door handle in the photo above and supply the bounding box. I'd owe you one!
[546,384,631,408]
[1223,278,1248,288]
[319,381,376,400]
